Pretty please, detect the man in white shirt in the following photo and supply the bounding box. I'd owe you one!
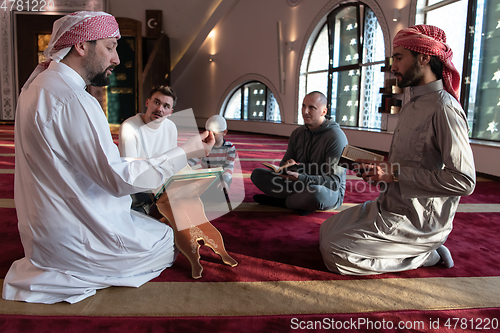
[119,85,178,159]
[119,86,178,213]
[3,11,214,304]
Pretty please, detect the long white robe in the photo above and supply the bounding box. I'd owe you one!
[2,61,187,304]
[319,80,476,275]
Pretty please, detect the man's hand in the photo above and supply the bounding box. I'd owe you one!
[355,159,397,184]
[279,170,299,181]
[284,159,297,166]
[181,131,215,159]
[200,130,215,156]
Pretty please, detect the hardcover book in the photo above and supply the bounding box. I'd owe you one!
[339,145,384,171]
[152,166,223,201]
[262,161,298,173]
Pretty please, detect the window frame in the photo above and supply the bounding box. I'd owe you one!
[326,3,363,125]
[222,80,281,122]
[416,0,500,142]
[305,23,329,79]
[299,2,386,129]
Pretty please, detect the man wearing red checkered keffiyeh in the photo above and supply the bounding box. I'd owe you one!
[320,25,476,276]
[5,11,215,304]
[23,11,121,90]
[392,24,460,102]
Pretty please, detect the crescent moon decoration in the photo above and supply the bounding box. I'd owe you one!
[147,18,158,29]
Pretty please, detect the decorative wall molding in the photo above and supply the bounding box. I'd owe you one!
[0,0,107,121]
[49,0,107,12]
[0,10,15,120]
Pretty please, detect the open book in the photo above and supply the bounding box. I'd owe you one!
[152,166,223,201]
[339,145,384,171]
[262,161,298,173]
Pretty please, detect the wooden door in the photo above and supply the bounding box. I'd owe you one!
[15,14,142,125]
[15,13,63,93]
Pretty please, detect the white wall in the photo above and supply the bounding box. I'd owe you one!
[108,0,221,70]
[172,0,321,121]
[170,0,407,117]
[107,0,500,177]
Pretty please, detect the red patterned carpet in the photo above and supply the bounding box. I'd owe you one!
[1,124,500,332]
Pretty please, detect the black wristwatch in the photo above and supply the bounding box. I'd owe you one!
[392,168,399,183]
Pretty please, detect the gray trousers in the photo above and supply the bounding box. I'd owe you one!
[251,168,343,211]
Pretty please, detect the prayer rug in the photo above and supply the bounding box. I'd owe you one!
[0,125,499,332]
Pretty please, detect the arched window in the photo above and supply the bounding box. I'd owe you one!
[299,3,385,129]
[416,0,499,141]
[223,81,281,122]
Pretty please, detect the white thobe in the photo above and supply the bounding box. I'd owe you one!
[319,80,476,275]
[119,114,178,159]
[2,61,187,304]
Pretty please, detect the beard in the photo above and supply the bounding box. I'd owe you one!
[88,66,114,87]
[395,57,424,88]
[84,44,115,87]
